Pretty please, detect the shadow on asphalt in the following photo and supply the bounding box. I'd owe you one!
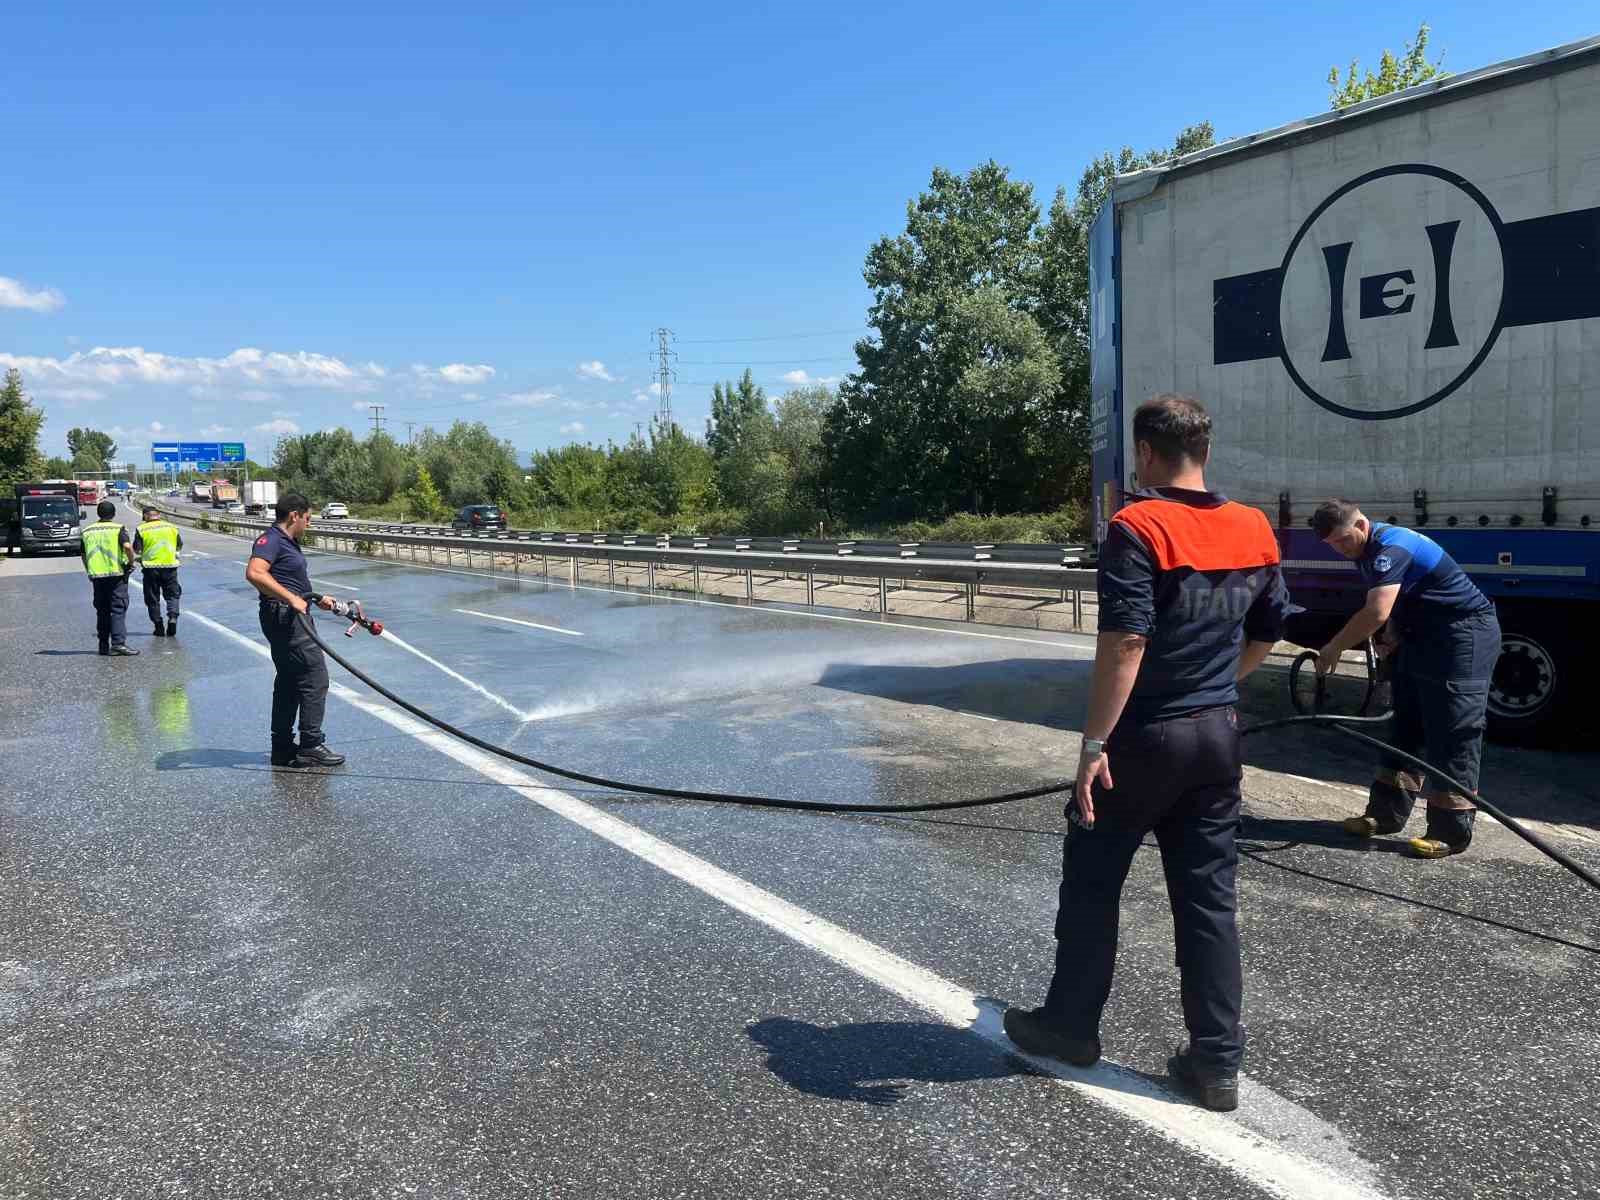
[1238,815,1411,854]
[816,657,1093,730]
[156,748,275,770]
[34,649,106,656]
[747,1015,1023,1105]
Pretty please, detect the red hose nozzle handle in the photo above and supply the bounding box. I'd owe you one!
[369,620,384,636]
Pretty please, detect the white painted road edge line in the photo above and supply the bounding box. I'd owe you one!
[313,578,360,591]
[187,607,1389,1200]
[455,608,584,637]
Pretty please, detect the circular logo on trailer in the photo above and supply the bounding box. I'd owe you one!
[1277,164,1507,421]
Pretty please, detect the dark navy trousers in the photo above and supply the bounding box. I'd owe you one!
[259,601,329,751]
[1044,705,1244,1074]
[91,575,129,647]
[142,567,181,623]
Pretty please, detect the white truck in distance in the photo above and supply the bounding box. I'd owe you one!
[243,480,278,516]
[1090,36,1599,742]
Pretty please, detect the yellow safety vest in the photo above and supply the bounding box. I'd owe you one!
[137,519,180,567]
[82,521,128,578]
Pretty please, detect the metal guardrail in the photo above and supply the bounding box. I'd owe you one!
[151,499,1097,626]
[159,499,1092,568]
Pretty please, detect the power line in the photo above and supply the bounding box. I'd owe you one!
[675,327,868,344]
[676,357,849,365]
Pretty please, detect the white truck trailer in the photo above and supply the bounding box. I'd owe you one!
[243,480,278,515]
[1090,36,1599,741]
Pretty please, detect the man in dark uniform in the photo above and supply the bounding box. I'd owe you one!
[244,492,344,768]
[134,502,183,638]
[81,499,140,656]
[1004,394,1292,1113]
[1313,499,1501,858]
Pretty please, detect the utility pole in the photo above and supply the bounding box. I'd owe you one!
[369,404,386,435]
[405,421,415,445]
[651,328,676,435]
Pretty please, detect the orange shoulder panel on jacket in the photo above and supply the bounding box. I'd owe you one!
[1112,499,1279,572]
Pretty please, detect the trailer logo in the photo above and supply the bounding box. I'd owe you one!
[1277,165,1507,420]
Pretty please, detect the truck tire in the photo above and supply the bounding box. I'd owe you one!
[1487,606,1579,745]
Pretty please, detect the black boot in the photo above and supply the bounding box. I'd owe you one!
[1168,1048,1239,1112]
[292,743,346,767]
[1342,776,1417,837]
[1003,1006,1102,1067]
[152,623,166,637]
[1409,808,1476,858]
[99,641,111,656]
[166,618,177,637]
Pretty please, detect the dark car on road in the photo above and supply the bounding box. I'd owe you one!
[452,504,507,532]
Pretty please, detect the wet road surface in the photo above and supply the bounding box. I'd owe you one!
[3,514,1598,1200]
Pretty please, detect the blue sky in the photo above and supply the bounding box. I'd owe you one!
[3,2,1592,464]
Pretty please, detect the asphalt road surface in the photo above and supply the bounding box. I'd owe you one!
[3,509,1597,1200]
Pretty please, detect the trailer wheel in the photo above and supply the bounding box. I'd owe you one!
[1487,610,1575,744]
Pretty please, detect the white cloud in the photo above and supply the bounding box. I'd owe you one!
[780,369,839,386]
[559,421,586,435]
[200,424,226,436]
[254,418,300,436]
[575,360,618,383]
[414,362,496,385]
[0,345,391,392]
[35,386,104,404]
[238,389,278,404]
[0,276,65,313]
[499,389,558,408]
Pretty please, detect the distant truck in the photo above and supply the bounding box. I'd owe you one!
[76,480,104,506]
[189,480,212,503]
[9,482,85,556]
[210,480,240,508]
[242,480,278,515]
[1090,36,1599,741]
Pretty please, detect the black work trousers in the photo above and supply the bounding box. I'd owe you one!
[1376,607,1500,810]
[259,601,329,751]
[142,567,181,623]
[1043,705,1244,1074]
[91,575,130,647]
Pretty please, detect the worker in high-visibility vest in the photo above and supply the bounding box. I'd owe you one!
[80,499,139,656]
[134,503,184,638]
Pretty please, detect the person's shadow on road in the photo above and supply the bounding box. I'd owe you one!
[746,1015,1023,1105]
[1239,815,1411,854]
[156,748,274,771]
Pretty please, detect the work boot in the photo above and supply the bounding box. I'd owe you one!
[166,618,177,638]
[1409,808,1476,858]
[99,641,111,656]
[109,644,141,657]
[270,740,299,768]
[1342,777,1415,837]
[292,743,346,768]
[1002,1006,1102,1067]
[1168,1048,1239,1112]
[152,623,166,637]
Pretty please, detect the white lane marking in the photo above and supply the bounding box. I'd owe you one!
[187,609,1389,1200]
[372,628,534,722]
[285,546,1092,651]
[313,579,360,592]
[956,711,1000,722]
[455,608,583,637]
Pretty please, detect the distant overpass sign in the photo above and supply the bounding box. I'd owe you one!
[152,441,246,466]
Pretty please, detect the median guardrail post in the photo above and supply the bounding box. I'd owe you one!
[966,582,976,621]
[879,576,888,614]
[745,568,753,602]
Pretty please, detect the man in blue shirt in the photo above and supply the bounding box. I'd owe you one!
[245,492,343,769]
[1313,499,1500,857]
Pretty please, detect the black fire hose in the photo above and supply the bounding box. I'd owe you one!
[295,612,1600,892]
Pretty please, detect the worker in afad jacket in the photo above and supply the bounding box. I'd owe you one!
[1312,500,1501,858]
[134,503,183,638]
[80,499,140,657]
[1005,394,1293,1115]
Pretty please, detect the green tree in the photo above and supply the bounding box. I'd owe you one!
[1329,22,1446,109]
[529,442,609,513]
[772,385,834,513]
[706,369,779,510]
[406,464,447,520]
[41,455,74,478]
[1034,121,1215,508]
[643,420,716,517]
[67,427,117,473]
[0,368,45,485]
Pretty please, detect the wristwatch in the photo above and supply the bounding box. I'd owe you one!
[1082,737,1107,756]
